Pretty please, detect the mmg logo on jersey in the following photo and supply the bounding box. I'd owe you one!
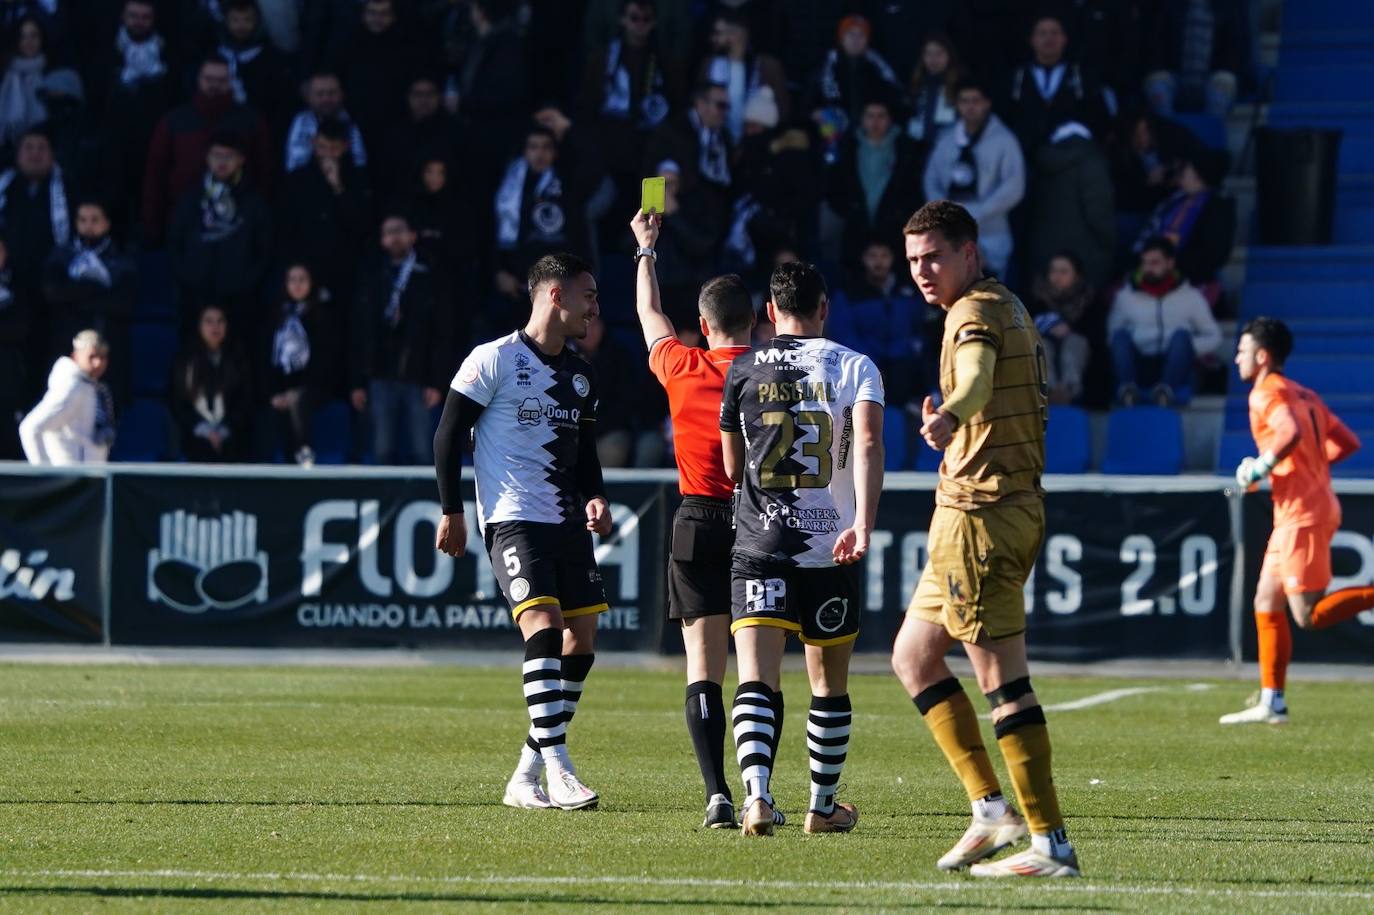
[753,348,839,367]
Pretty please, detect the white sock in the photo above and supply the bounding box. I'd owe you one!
[1260,687,1286,711]
[1031,827,1072,859]
[542,743,573,773]
[517,744,544,777]
[972,793,1008,820]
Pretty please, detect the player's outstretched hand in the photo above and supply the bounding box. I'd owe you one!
[630,208,661,249]
[920,395,954,450]
[435,512,467,557]
[586,496,613,536]
[833,527,869,565]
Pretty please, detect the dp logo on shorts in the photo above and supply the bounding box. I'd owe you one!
[147,510,269,614]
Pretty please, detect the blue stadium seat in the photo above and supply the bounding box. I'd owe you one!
[1285,356,1368,395]
[1101,407,1183,475]
[914,437,942,472]
[1274,66,1374,104]
[135,250,177,321]
[1216,431,1253,475]
[883,406,908,471]
[130,322,178,396]
[110,398,172,462]
[596,253,636,328]
[1239,282,1372,318]
[309,399,352,464]
[1045,406,1091,474]
[1171,113,1228,151]
[1332,439,1374,477]
[1245,247,1374,284]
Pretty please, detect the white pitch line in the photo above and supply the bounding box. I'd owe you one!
[1,868,1370,903]
[980,683,1214,719]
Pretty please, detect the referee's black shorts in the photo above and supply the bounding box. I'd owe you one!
[667,495,733,621]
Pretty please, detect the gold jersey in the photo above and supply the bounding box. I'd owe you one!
[936,277,1047,509]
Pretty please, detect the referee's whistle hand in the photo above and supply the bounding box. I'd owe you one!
[435,513,467,557]
[832,527,868,565]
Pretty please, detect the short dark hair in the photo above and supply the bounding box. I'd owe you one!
[75,198,110,219]
[208,129,245,154]
[1242,317,1294,366]
[17,123,51,145]
[316,116,349,141]
[201,52,230,71]
[698,274,753,333]
[769,261,828,318]
[904,199,979,248]
[1048,249,1084,275]
[623,0,655,10]
[1140,235,1177,260]
[525,124,558,145]
[223,0,259,15]
[693,80,727,100]
[953,77,991,100]
[380,210,413,230]
[528,252,593,297]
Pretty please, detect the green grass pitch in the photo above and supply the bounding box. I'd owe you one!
[0,663,1371,913]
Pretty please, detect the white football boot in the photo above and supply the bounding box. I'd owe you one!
[937,810,1029,870]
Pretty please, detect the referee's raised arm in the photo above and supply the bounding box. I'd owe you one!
[630,209,675,351]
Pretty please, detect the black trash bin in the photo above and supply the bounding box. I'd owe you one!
[1255,127,1342,245]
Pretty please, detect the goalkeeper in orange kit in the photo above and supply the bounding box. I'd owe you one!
[1224,317,1372,725]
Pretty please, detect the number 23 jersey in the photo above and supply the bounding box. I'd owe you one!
[719,334,884,567]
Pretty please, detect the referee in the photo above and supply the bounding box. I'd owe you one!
[629,210,756,829]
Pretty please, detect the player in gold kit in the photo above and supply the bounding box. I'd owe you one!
[890,201,1079,878]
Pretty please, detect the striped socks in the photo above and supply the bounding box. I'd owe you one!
[733,681,776,806]
[807,694,852,815]
[521,628,569,770]
[525,652,595,761]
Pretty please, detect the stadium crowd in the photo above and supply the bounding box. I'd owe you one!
[0,0,1255,467]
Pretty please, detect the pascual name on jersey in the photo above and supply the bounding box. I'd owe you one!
[721,335,883,567]
[453,331,597,529]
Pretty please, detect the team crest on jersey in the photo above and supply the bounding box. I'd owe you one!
[572,374,590,398]
[459,361,479,385]
[947,572,965,604]
[515,352,532,385]
[510,577,530,602]
[815,597,848,633]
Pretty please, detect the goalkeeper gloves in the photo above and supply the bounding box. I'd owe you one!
[1235,451,1277,489]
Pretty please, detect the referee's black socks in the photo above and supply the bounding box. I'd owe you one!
[686,681,730,803]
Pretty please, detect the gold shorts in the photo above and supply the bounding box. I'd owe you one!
[907,502,1044,643]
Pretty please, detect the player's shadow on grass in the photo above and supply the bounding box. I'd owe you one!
[0,886,1114,910]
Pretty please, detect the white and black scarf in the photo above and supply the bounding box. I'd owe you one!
[948,120,984,202]
[687,108,730,187]
[218,41,263,104]
[91,378,116,448]
[284,111,367,172]
[67,237,114,287]
[384,252,417,328]
[199,173,242,241]
[494,157,564,248]
[0,164,69,245]
[817,48,899,107]
[272,301,311,374]
[706,54,762,141]
[601,39,669,129]
[115,28,167,86]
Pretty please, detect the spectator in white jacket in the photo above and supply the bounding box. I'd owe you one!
[1108,236,1221,407]
[923,78,1025,276]
[18,329,115,464]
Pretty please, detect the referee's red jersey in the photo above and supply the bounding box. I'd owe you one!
[650,336,750,499]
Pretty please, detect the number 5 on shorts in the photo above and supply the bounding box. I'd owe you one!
[503,546,521,576]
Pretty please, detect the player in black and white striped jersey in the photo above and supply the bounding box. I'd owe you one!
[718,261,885,835]
[434,253,613,812]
